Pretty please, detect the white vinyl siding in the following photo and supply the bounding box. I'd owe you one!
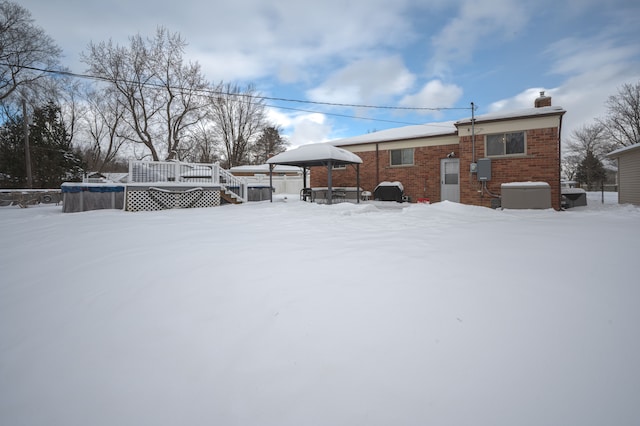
[617,148,640,205]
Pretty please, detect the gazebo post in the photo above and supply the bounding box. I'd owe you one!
[303,166,308,201]
[356,164,360,204]
[269,163,274,202]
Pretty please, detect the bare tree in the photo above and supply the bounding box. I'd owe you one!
[152,27,209,160]
[78,85,130,172]
[208,83,268,168]
[598,81,640,148]
[566,123,609,158]
[561,153,580,181]
[82,27,208,161]
[181,121,219,163]
[563,122,612,182]
[0,1,61,101]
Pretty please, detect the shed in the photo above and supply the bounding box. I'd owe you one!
[266,143,363,204]
[607,143,640,205]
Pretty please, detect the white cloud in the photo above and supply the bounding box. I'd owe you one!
[306,56,416,105]
[488,32,640,145]
[428,0,528,77]
[22,0,419,84]
[264,108,332,148]
[265,107,293,129]
[280,113,333,148]
[399,80,463,113]
[178,0,418,84]
[488,88,549,112]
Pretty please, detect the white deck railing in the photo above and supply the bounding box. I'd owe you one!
[127,160,247,203]
[218,167,248,202]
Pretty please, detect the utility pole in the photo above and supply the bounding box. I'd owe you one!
[22,99,33,188]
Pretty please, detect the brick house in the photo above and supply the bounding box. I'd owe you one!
[310,93,566,210]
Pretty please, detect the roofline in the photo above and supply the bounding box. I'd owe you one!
[455,108,566,127]
[331,108,566,148]
[270,158,362,167]
[607,143,640,158]
[332,129,458,147]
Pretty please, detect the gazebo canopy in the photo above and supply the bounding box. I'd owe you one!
[266,143,362,167]
[266,143,363,204]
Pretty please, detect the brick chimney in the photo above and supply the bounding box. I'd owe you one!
[535,91,552,108]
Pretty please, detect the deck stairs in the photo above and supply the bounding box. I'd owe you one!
[220,187,244,204]
[218,167,247,204]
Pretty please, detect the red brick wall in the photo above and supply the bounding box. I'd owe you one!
[310,143,458,202]
[457,127,561,210]
[311,125,561,209]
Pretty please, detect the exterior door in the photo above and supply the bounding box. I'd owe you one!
[441,158,460,202]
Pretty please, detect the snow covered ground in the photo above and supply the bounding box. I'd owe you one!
[1,192,639,426]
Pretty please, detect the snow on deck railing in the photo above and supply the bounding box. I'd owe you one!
[127,160,247,203]
[128,160,219,184]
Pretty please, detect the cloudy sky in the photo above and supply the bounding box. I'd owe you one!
[20,0,640,147]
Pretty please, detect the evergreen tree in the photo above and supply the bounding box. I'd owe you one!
[0,101,84,188]
[0,114,26,187]
[252,126,288,164]
[575,150,606,191]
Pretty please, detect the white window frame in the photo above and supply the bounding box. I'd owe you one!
[485,131,526,157]
[390,148,414,166]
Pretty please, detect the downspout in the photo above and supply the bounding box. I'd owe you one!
[558,113,563,210]
[376,143,380,185]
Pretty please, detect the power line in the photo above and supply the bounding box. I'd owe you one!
[6,63,472,114]
[271,103,455,127]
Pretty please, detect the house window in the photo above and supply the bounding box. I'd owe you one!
[486,132,526,156]
[390,148,414,166]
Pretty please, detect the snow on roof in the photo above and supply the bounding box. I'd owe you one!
[330,122,457,147]
[327,106,566,148]
[501,181,550,188]
[230,164,302,173]
[562,187,586,194]
[607,143,640,158]
[455,106,566,125]
[267,143,363,166]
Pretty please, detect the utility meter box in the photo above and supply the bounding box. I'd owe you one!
[477,158,491,181]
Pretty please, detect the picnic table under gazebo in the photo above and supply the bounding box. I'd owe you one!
[266,143,363,204]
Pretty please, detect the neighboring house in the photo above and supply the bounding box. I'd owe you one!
[84,172,129,183]
[607,143,640,205]
[230,164,306,195]
[311,92,566,210]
